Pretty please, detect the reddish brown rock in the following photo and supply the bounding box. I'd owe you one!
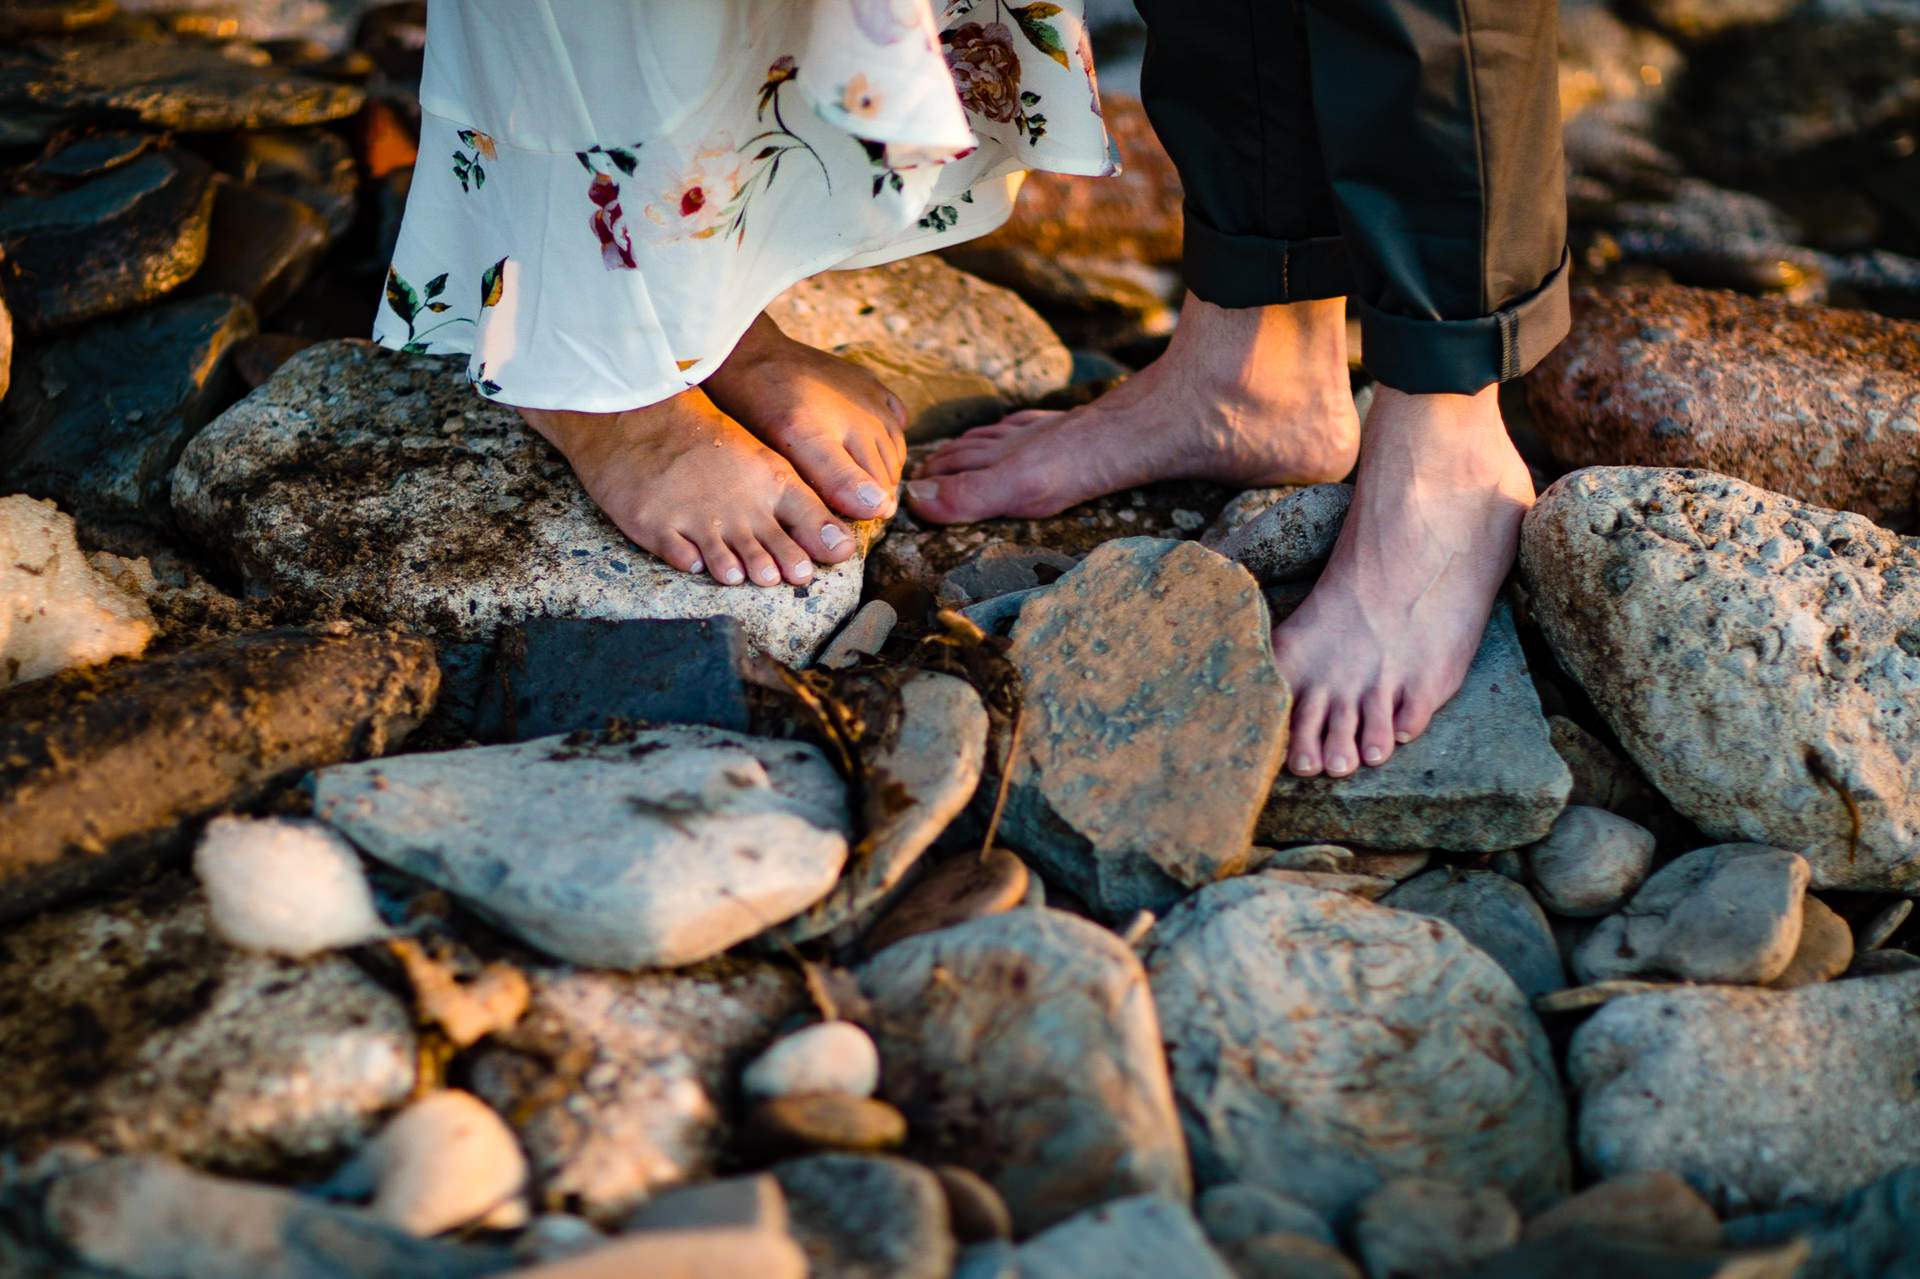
[969,95,1182,267]
[1526,286,1920,526]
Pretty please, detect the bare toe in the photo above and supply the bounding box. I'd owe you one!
[694,530,746,587]
[1320,700,1361,779]
[1287,687,1329,777]
[905,465,1060,524]
[729,529,785,588]
[757,523,815,586]
[1393,685,1442,746]
[775,484,857,566]
[1360,688,1398,768]
[778,432,892,519]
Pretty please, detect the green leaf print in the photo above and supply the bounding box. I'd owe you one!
[385,268,420,324]
[425,273,448,300]
[480,258,507,309]
[1009,2,1071,68]
[606,147,639,175]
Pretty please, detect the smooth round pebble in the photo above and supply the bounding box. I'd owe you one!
[1353,1179,1519,1279]
[747,1094,908,1155]
[193,815,385,957]
[743,1021,880,1101]
[1768,895,1853,989]
[1526,806,1655,918]
[366,1090,528,1236]
[936,1164,1014,1243]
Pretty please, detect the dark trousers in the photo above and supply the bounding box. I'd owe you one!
[1134,0,1571,394]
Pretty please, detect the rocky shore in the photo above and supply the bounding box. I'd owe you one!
[3,1,1920,1277]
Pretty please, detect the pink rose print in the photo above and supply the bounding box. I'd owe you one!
[943,21,1022,123]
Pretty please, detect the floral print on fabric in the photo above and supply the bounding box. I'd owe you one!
[376,0,1111,413]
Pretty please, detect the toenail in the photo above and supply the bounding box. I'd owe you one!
[687,558,703,574]
[1363,746,1385,764]
[1329,755,1350,773]
[821,524,847,549]
[790,560,813,579]
[1292,755,1314,773]
[755,565,779,584]
[906,480,939,502]
[856,483,886,510]
[720,567,744,585]
[1395,731,1413,744]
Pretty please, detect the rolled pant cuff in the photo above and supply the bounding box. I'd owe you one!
[1357,249,1572,395]
[1182,207,1350,308]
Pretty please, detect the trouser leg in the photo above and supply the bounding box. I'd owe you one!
[1300,0,1570,393]
[1133,0,1349,307]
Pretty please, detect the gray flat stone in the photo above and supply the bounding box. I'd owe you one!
[313,725,850,969]
[1016,1196,1235,1279]
[1354,1179,1520,1279]
[1258,605,1571,852]
[172,341,873,661]
[1571,844,1808,985]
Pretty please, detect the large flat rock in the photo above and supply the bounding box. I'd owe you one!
[1258,604,1571,852]
[1521,466,1920,891]
[172,341,871,662]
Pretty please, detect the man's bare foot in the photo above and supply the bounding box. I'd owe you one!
[1274,384,1535,778]
[518,388,856,589]
[702,313,908,522]
[904,294,1360,524]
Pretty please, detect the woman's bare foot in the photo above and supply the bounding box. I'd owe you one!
[904,294,1360,524]
[518,388,857,589]
[702,312,908,522]
[1274,384,1535,778]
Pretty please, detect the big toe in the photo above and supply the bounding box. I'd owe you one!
[906,461,1061,525]
[775,483,859,566]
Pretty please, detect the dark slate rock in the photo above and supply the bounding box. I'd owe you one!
[29,129,154,181]
[0,0,114,39]
[213,126,359,238]
[184,179,329,318]
[0,148,215,334]
[0,292,256,525]
[0,625,438,922]
[474,616,753,741]
[0,37,365,134]
[1723,1164,1920,1279]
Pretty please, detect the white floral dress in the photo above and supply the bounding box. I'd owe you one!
[373,0,1115,413]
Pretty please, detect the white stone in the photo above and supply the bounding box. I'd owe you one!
[742,1021,880,1101]
[0,493,153,687]
[312,724,850,969]
[193,816,385,958]
[357,1090,528,1236]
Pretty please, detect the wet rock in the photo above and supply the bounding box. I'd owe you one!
[1002,538,1288,918]
[1353,1179,1521,1279]
[0,625,436,922]
[1767,893,1854,989]
[1521,467,1920,892]
[861,847,1030,953]
[1572,844,1809,985]
[817,598,897,669]
[743,1021,880,1101]
[193,815,385,957]
[971,96,1184,267]
[0,148,215,334]
[935,1165,1013,1244]
[856,908,1190,1234]
[1723,1163,1920,1279]
[313,724,850,970]
[1197,1183,1336,1249]
[746,1094,909,1156]
[1569,970,1920,1210]
[1015,1195,1235,1279]
[1,292,255,525]
[1258,604,1571,853]
[1523,1171,1720,1249]
[1525,806,1656,918]
[1526,287,1920,526]
[0,884,416,1171]
[356,1091,528,1236]
[772,1154,954,1279]
[173,341,873,662]
[1147,878,1569,1220]
[935,541,1080,608]
[467,960,802,1219]
[775,671,988,944]
[473,616,753,742]
[186,179,329,318]
[765,255,1071,440]
[0,493,154,687]
[1462,1232,1808,1279]
[0,36,365,134]
[1213,483,1352,584]
[42,1156,509,1279]
[1382,869,1567,998]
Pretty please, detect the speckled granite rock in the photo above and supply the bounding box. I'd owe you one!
[1570,971,1920,1212]
[0,882,416,1172]
[1526,287,1920,526]
[1258,605,1570,853]
[1002,538,1289,918]
[468,960,802,1221]
[172,341,874,662]
[1521,467,1920,891]
[1148,878,1569,1220]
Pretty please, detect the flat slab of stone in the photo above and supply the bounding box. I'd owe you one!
[1521,466,1920,891]
[1569,970,1920,1211]
[0,882,416,1172]
[1258,604,1571,852]
[0,624,437,923]
[1003,537,1289,918]
[313,724,851,970]
[1,293,255,523]
[172,341,872,662]
[1148,877,1570,1220]
[1526,285,1920,526]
